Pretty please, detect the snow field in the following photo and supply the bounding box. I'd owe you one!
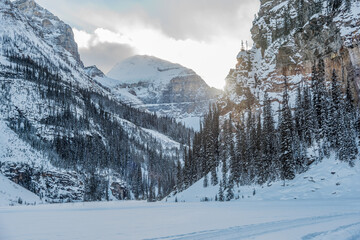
[0,174,41,207]
[167,156,360,203]
[0,199,359,240]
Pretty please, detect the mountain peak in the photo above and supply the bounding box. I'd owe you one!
[13,0,83,67]
[107,55,196,85]
[95,55,221,128]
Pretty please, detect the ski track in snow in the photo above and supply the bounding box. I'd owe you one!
[149,213,360,240]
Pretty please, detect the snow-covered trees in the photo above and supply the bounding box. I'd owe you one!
[279,77,295,181]
[3,52,195,202]
[177,58,360,200]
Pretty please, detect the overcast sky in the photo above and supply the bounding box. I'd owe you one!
[36,0,260,89]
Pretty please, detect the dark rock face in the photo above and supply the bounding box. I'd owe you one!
[120,76,222,119]
[0,162,84,203]
[110,182,130,200]
[106,56,223,121]
[13,0,83,67]
[0,162,131,202]
[161,75,214,103]
[85,66,106,78]
[225,0,360,110]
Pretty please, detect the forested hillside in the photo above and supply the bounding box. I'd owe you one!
[0,0,193,204]
[170,0,360,201]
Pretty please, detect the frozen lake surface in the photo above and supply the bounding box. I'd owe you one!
[1,199,360,240]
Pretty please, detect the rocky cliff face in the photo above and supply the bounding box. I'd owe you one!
[0,162,130,202]
[13,0,83,67]
[85,65,105,78]
[225,0,360,111]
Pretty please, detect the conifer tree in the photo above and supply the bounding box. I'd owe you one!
[345,77,355,119]
[255,113,264,184]
[329,69,341,149]
[221,141,228,188]
[279,77,295,181]
[262,92,277,182]
[218,181,224,202]
[302,85,314,146]
[203,173,208,188]
[236,117,247,185]
[176,159,183,191]
[339,110,358,166]
[226,180,234,201]
[294,86,304,141]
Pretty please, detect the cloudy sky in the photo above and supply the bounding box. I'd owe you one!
[36,0,259,89]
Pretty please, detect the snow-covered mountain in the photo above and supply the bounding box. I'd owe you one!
[107,55,195,86]
[169,0,360,202]
[0,0,192,205]
[224,0,360,112]
[14,0,83,67]
[94,55,222,130]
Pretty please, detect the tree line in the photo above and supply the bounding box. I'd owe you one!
[1,49,193,202]
[176,58,359,201]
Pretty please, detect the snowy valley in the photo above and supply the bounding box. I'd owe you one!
[1,0,360,239]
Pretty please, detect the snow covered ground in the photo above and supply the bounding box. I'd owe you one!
[168,157,360,203]
[0,199,359,240]
[0,174,41,207]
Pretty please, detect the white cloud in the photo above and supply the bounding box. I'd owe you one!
[74,25,242,89]
[37,0,260,89]
[73,29,92,48]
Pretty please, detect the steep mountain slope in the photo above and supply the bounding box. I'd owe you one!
[0,173,41,206]
[167,154,360,202]
[169,0,360,202]
[224,0,360,111]
[14,0,83,66]
[95,55,222,130]
[0,0,192,205]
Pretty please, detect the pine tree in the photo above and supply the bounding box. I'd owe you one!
[134,164,143,199]
[236,118,247,185]
[262,92,277,182]
[218,181,224,202]
[203,173,208,188]
[255,113,264,184]
[228,122,237,185]
[339,75,358,166]
[345,77,355,119]
[338,110,358,166]
[221,149,228,189]
[293,86,308,173]
[318,59,327,135]
[226,180,234,201]
[294,86,304,141]
[302,84,314,146]
[244,109,255,184]
[176,159,183,191]
[329,69,341,149]
[279,76,295,181]
[211,166,218,186]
